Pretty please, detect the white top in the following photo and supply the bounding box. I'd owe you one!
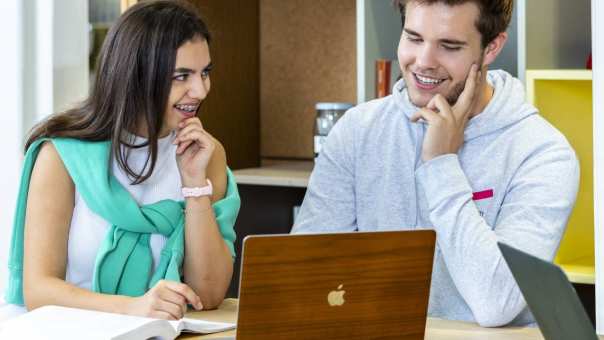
[1,132,183,323]
[66,131,182,289]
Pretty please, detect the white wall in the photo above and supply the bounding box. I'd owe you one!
[53,0,89,114]
[0,0,88,297]
[0,0,24,300]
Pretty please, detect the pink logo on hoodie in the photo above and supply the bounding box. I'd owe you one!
[472,189,493,201]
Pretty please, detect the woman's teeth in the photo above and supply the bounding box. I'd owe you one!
[175,104,197,112]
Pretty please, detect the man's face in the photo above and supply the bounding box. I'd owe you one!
[398,1,485,107]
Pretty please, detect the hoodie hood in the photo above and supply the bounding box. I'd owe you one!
[393,69,538,141]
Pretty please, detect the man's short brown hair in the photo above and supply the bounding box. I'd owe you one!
[394,0,514,48]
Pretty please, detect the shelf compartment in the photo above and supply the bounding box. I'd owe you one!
[526,69,594,284]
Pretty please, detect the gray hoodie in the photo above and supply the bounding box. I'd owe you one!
[292,70,580,327]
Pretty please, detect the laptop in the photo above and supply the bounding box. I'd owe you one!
[234,230,436,339]
[498,242,598,340]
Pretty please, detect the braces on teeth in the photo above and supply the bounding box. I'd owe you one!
[176,104,197,112]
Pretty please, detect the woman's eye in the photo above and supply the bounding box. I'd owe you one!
[406,36,422,43]
[173,74,188,81]
[201,70,210,80]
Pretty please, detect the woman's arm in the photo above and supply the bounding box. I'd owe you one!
[23,142,200,319]
[182,138,233,309]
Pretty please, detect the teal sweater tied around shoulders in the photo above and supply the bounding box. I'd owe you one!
[5,138,240,306]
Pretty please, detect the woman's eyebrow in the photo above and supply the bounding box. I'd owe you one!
[174,67,195,73]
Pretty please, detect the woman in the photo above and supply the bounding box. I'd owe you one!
[2,0,238,321]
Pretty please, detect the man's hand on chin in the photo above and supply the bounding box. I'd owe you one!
[410,64,481,162]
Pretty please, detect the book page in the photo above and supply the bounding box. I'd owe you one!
[170,317,236,334]
[0,305,173,340]
[0,305,235,339]
[114,319,175,340]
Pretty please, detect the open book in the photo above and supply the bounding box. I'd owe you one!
[0,305,235,340]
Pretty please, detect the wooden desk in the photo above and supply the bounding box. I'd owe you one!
[180,299,548,340]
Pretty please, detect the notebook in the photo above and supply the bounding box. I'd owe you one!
[0,304,235,340]
[498,242,598,340]
[235,230,436,339]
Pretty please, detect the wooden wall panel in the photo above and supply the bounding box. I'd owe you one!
[260,0,356,159]
[191,0,260,169]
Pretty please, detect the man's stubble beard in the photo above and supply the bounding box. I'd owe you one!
[445,53,485,106]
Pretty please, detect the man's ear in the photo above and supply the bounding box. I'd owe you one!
[482,32,508,67]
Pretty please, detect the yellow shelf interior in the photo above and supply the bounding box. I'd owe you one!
[526,70,593,284]
[559,256,595,284]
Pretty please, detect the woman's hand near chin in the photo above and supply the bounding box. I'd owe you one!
[173,117,214,187]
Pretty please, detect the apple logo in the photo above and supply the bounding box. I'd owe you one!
[327,284,346,306]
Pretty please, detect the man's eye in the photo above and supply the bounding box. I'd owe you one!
[443,45,461,51]
[406,36,422,43]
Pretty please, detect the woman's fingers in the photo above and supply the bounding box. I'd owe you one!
[175,121,204,142]
[149,310,176,320]
[157,286,188,316]
[176,140,193,155]
[173,119,204,154]
[152,297,185,320]
[175,131,214,155]
[177,129,212,146]
[178,117,202,129]
[162,280,203,310]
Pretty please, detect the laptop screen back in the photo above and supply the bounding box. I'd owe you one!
[498,242,597,340]
[237,230,436,340]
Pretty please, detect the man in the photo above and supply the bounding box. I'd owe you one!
[291,0,579,327]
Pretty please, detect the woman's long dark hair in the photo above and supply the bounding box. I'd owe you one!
[25,0,211,184]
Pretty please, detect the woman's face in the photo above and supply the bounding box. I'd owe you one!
[159,37,212,137]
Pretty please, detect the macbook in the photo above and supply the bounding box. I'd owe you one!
[235,230,436,339]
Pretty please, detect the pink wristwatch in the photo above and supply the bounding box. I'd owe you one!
[182,179,213,198]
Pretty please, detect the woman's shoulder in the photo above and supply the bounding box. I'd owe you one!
[29,140,75,198]
[29,137,110,163]
[35,140,68,172]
